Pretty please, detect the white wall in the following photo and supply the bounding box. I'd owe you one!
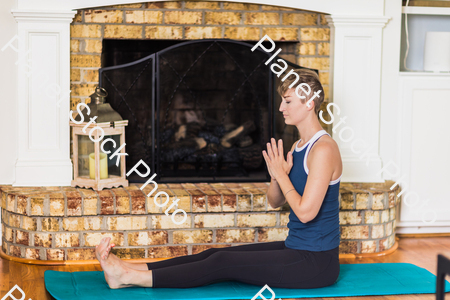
[0,0,18,184]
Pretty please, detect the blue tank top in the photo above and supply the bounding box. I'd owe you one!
[284,129,341,252]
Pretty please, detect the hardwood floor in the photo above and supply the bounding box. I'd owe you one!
[1,236,450,300]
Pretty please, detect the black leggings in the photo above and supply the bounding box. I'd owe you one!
[147,241,340,288]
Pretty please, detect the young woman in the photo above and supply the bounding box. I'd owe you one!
[95,68,343,290]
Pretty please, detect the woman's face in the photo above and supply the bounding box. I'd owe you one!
[279,88,308,125]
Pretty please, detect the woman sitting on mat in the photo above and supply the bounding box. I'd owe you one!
[95,68,343,289]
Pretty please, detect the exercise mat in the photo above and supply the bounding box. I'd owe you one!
[45,262,450,300]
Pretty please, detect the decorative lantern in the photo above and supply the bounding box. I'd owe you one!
[70,86,128,190]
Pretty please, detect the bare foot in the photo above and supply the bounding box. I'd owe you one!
[99,246,133,289]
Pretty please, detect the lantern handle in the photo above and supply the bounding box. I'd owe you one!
[95,86,108,98]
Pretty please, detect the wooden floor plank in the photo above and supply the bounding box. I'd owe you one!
[0,237,449,300]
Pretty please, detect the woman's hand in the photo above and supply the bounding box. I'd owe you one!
[262,138,293,181]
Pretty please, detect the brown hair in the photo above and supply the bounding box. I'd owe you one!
[277,68,324,115]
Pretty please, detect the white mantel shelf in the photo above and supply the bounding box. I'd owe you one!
[11,10,77,22]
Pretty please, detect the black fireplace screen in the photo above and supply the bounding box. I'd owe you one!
[99,39,309,183]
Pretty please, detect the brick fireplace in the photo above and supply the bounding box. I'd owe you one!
[1,181,400,261]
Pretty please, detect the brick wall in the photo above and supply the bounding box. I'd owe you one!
[69,1,331,111]
[1,181,400,261]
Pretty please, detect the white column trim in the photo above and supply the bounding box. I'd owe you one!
[12,9,76,186]
[325,14,390,183]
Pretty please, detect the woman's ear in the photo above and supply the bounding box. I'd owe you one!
[305,98,315,112]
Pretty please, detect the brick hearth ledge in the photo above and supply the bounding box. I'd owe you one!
[0,181,400,262]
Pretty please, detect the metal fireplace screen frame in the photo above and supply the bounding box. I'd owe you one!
[99,39,311,183]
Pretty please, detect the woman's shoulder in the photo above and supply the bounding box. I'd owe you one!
[309,135,342,173]
[316,134,339,150]
[310,135,340,156]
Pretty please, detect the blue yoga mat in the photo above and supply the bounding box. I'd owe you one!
[45,263,450,300]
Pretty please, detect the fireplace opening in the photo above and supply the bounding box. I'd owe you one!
[99,39,310,183]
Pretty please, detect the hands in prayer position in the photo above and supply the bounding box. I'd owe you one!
[262,137,293,181]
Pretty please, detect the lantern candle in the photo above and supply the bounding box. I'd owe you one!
[89,152,108,179]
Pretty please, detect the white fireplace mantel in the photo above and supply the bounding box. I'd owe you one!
[6,0,394,186]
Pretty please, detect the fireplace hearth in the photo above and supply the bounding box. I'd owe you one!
[99,39,308,183]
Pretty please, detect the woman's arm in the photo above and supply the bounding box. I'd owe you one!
[267,178,285,209]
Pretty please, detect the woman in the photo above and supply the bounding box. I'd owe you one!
[95,68,343,289]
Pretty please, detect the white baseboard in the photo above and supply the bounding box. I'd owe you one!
[14,159,72,186]
[396,221,450,234]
